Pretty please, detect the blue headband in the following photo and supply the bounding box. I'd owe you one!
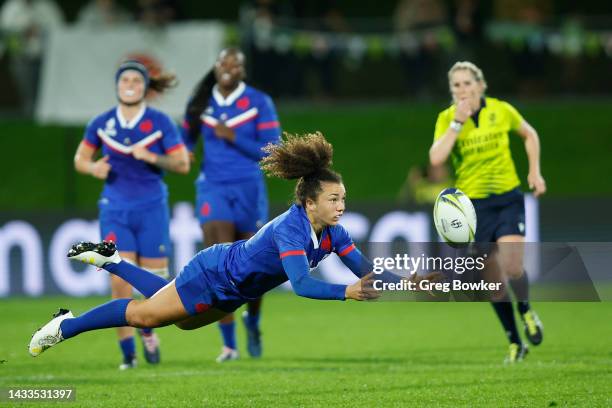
[115,60,150,88]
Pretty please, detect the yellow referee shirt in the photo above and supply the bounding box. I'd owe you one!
[433,97,523,199]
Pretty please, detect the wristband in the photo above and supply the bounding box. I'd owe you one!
[450,120,463,132]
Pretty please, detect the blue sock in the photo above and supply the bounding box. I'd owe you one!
[246,312,260,328]
[105,261,168,298]
[59,298,131,339]
[141,328,153,335]
[119,337,136,363]
[218,321,236,350]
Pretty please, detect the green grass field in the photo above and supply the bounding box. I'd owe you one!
[1,294,611,407]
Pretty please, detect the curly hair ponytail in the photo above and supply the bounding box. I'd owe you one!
[261,132,342,206]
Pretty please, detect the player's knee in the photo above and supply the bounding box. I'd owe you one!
[126,303,161,328]
[503,262,524,279]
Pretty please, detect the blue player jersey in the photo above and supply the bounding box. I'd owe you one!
[182,82,281,182]
[219,204,358,300]
[83,104,184,210]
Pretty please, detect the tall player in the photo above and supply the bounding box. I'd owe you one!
[182,48,281,362]
[73,60,189,369]
[429,61,546,363]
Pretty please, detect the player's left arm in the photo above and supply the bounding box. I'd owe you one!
[335,227,402,283]
[216,95,281,161]
[132,117,190,174]
[336,227,441,289]
[504,101,546,197]
[516,120,546,197]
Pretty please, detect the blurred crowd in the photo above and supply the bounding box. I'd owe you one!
[0,0,610,115]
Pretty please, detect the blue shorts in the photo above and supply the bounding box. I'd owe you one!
[196,175,268,233]
[471,188,525,243]
[99,202,171,258]
[175,244,247,315]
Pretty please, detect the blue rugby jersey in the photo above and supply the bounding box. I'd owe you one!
[182,82,281,182]
[83,104,184,210]
[215,204,369,301]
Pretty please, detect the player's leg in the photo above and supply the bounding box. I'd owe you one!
[497,235,543,347]
[70,282,189,335]
[29,241,233,358]
[235,177,267,358]
[136,257,166,365]
[175,308,229,330]
[237,232,263,358]
[205,220,239,362]
[134,203,172,365]
[198,180,241,362]
[69,241,169,299]
[100,208,140,369]
[496,191,543,347]
[472,197,526,363]
[486,251,528,363]
[112,253,138,369]
[29,281,189,358]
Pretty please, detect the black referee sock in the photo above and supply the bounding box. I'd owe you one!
[491,294,521,345]
[509,271,531,315]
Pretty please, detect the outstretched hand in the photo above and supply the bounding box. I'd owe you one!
[345,273,381,301]
[407,271,444,296]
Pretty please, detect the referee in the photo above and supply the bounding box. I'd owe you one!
[430,61,546,363]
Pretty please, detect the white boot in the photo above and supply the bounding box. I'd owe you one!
[29,309,74,357]
[67,241,121,267]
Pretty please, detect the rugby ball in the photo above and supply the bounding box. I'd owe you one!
[433,188,477,245]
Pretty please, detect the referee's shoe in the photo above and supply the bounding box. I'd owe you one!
[522,310,543,345]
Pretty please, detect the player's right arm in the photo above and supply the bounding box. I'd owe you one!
[429,100,471,166]
[74,142,111,180]
[74,120,111,180]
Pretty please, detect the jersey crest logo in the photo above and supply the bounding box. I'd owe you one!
[489,112,496,124]
[236,96,250,110]
[139,119,153,133]
[105,118,117,137]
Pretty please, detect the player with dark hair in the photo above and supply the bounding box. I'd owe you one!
[28,132,405,359]
[73,60,189,369]
[429,61,546,363]
[181,48,281,362]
